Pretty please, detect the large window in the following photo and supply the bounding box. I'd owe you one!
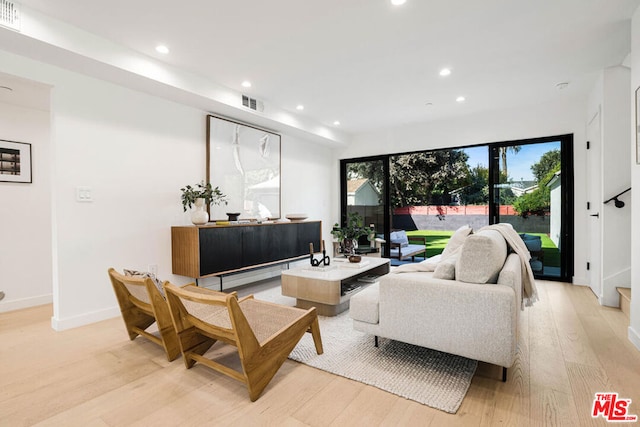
[339,134,573,282]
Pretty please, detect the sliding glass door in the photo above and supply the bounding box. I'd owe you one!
[339,134,573,282]
[341,158,388,255]
[490,136,573,280]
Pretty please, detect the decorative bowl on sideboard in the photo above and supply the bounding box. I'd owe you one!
[286,213,308,222]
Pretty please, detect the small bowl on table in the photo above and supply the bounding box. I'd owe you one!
[348,255,362,263]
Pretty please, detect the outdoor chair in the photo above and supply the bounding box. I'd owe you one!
[108,268,181,361]
[388,230,427,261]
[163,283,323,401]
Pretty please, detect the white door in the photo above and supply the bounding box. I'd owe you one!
[587,109,602,300]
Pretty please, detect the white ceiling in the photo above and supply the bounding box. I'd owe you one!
[8,0,640,134]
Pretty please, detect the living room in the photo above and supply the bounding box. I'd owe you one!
[1,0,640,424]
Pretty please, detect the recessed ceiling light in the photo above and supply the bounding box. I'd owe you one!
[333,121,341,126]
[391,0,406,5]
[425,102,433,107]
[439,68,451,77]
[296,105,304,111]
[556,82,569,90]
[241,81,252,88]
[456,96,466,103]
[155,45,169,54]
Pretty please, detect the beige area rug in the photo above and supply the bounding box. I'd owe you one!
[252,284,477,414]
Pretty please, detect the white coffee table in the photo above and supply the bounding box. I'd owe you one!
[281,257,390,316]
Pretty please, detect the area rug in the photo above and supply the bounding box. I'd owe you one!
[252,285,478,414]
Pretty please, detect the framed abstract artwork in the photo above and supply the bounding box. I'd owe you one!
[0,140,32,183]
[206,115,281,220]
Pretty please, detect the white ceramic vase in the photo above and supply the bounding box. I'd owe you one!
[191,198,209,225]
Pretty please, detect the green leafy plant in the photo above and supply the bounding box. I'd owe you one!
[330,212,372,241]
[180,182,227,212]
[513,166,559,218]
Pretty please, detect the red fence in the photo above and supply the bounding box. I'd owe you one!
[394,205,518,216]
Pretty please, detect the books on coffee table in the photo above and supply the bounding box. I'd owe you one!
[335,259,370,268]
[357,274,379,283]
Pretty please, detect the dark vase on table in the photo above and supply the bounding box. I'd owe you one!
[342,238,357,256]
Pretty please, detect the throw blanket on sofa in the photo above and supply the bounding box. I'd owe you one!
[478,224,538,308]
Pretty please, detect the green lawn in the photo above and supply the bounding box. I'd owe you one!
[525,232,560,267]
[406,229,560,267]
[406,230,453,258]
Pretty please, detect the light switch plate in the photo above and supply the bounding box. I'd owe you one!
[76,186,93,202]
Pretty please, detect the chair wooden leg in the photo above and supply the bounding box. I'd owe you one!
[502,367,507,382]
[178,330,216,369]
[243,315,319,401]
[375,336,379,347]
[158,325,181,362]
[309,317,323,355]
[121,308,155,341]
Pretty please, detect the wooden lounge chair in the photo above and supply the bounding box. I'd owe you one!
[108,268,180,362]
[164,282,323,401]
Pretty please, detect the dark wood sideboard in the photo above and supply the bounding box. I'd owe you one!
[171,221,322,279]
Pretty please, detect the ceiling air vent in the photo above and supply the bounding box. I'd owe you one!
[242,94,264,112]
[0,0,20,31]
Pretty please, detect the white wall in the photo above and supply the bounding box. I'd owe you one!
[340,97,589,284]
[0,100,53,312]
[599,66,632,307]
[50,72,206,328]
[0,49,335,329]
[628,6,640,350]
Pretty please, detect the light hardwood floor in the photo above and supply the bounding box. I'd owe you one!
[1,280,639,426]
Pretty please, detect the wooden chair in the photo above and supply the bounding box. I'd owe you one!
[164,282,323,401]
[108,268,180,362]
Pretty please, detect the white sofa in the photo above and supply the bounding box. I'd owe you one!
[349,227,522,381]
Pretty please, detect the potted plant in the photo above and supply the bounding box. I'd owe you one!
[180,182,227,225]
[330,212,372,255]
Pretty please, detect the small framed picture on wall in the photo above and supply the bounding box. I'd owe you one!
[0,140,32,183]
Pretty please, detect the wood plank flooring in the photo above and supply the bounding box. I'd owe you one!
[1,280,639,426]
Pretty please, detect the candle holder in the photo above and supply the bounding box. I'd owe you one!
[310,249,331,267]
[309,241,330,267]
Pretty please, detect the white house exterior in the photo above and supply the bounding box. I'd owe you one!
[347,179,381,206]
[547,171,562,249]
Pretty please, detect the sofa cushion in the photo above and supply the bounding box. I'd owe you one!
[391,254,441,273]
[441,225,472,260]
[455,229,507,284]
[419,254,442,271]
[349,283,380,324]
[433,255,457,279]
[390,230,409,247]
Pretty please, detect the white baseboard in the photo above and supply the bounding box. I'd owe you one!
[572,276,588,286]
[0,293,53,313]
[51,306,120,331]
[629,326,640,351]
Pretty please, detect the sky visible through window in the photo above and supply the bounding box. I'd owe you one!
[463,141,561,182]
